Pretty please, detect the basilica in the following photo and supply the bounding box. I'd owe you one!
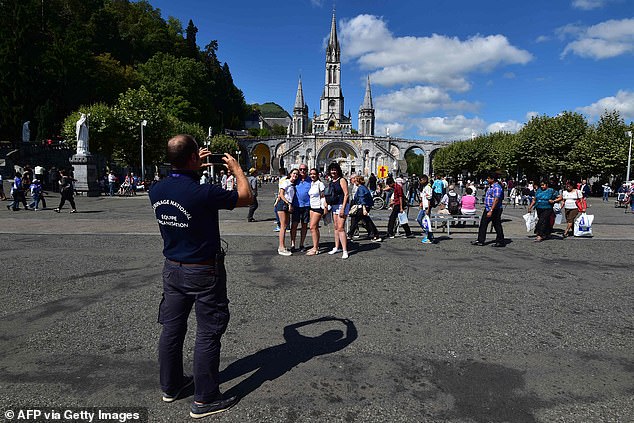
[240,11,443,177]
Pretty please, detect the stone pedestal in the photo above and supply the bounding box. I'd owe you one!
[70,153,100,196]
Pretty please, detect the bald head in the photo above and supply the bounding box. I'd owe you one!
[167,134,198,169]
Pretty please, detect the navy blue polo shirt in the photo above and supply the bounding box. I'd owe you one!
[149,170,238,263]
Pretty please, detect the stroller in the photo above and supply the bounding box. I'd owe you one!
[615,192,628,208]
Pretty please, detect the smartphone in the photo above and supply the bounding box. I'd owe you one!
[208,154,226,164]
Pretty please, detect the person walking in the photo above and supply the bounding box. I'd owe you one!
[8,172,28,211]
[528,179,561,242]
[386,176,413,239]
[347,175,382,242]
[415,174,435,244]
[246,168,259,222]
[561,180,584,238]
[602,183,611,202]
[149,135,252,419]
[53,169,77,213]
[471,173,505,247]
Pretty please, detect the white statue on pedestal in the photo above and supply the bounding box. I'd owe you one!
[22,121,30,143]
[75,113,90,155]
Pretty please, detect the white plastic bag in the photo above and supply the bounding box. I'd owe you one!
[422,214,433,233]
[523,211,537,232]
[574,213,594,237]
[398,211,409,225]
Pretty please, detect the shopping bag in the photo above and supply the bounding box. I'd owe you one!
[523,211,537,232]
[398,211,409,225]
[422,214,433,233]
[574,213,594,237]
[553,204,563,225]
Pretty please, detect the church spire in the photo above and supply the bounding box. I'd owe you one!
[362,76,373,109]
[294,77,305,109]
[326,10,340,62]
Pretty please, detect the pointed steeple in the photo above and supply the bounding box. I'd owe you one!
[294,77,305,109]
[326,9,340,62]
[362,76,373,109]
[329,10,338,49]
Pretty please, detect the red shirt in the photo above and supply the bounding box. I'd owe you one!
[391,183,404,207]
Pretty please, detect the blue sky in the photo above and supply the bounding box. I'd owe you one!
[149,0,633,141]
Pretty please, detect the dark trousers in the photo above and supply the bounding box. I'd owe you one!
[535,208,553,238]
[159,259,229,403]
[477,208,504,243]
[348,208,379,238]
[58,191,76,210]
[247,196,258,220]
[387,206,412,237]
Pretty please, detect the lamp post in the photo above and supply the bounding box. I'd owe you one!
[235,150,240,168]
[627,130,632,183]
[140,120,147,182]
[252,155,257,170]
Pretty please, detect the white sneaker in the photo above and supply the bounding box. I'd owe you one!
[342,251,349,259]
[328,248,341,255]
[278,248,292,256]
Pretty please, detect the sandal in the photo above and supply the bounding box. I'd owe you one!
[306,249,319,256]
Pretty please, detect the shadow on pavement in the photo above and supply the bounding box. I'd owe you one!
[220,316,357,399]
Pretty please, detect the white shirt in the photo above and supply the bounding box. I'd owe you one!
[279,178,295,203]
[308,180,325,209]
[225,175,236,191]
[562,189,581,209]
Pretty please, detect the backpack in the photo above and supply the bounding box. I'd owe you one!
[447,192,460,215]
[324,180,340,204]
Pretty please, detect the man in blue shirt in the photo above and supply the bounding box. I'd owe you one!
[149,134,253,418]
[472,173,505,247]
[290,164,311,251]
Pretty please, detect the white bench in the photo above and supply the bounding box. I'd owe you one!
[429,213,480,235]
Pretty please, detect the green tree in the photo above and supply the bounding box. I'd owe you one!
[580,111,630,179]
[208,134,239,155]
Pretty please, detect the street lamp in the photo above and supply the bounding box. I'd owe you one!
[252,155,257,170]
[235,150,240,167]
[140,120,147,181]
[627,131,632,183]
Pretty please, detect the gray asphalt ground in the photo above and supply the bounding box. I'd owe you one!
[0,182,633,422]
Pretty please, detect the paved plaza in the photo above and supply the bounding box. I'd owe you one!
[0,183,633,422]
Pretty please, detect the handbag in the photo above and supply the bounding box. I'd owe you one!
[349,204,360,215]
[575,197,587,212]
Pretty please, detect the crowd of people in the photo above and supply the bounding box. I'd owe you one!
[3,165,78,213]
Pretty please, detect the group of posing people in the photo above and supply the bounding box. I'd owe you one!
[272,164,502,258]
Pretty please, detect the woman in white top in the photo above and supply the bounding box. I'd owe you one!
[276,169,298,255]
[306,168,325,255]
[561,180,584,238]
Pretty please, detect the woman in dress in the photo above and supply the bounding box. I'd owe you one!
[276,168,299,256]
[306,168,326,255]
[324,162,350,259]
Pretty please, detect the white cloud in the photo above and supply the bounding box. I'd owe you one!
[309,0,324,7]
[339,14,532,91]
[503,72,516,79]
[414,115,486,140]
[526,111,540,120]
[486,120,524,133]
[560,18,634,59]
[374,85,479,121]
[571,0,613,10]
[576,90,634,120]
[536,35,551,43]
